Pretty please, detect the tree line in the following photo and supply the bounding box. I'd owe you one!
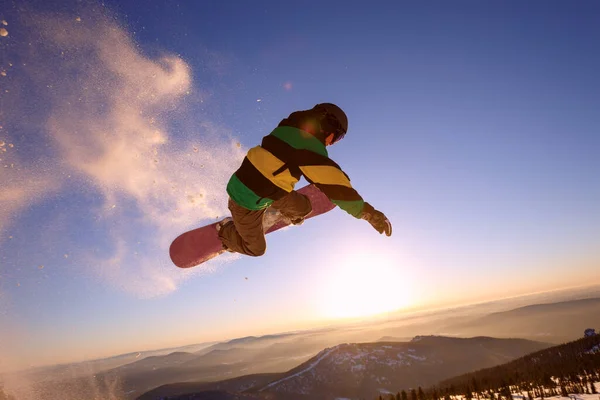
[377,334,600,400]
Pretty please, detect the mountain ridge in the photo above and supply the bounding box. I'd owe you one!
[143,336,550,400]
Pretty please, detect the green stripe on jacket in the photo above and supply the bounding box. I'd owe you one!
[331,199,365,218]
[227,174,274,210]
[271,126,328,156]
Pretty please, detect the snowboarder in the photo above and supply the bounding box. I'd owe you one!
[217,103,392,256]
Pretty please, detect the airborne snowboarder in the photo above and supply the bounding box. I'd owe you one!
[217,103,392,256]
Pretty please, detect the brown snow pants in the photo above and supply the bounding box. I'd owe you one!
[218,190,312,257]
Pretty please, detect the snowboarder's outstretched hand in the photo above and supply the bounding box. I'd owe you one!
[361,202,392,237]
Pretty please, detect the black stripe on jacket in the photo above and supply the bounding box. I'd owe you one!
[313,183,363,202]
[234,157,288,202]
[261,135,350,180]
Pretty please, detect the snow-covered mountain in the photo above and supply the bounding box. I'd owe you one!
[251,336,549,399]
[147,336,548,400]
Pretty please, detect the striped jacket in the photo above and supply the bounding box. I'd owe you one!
[226,125,365,218]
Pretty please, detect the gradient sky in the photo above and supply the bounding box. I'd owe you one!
[1,0,599,372]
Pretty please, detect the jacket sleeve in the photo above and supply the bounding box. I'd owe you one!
[299,159,366,218]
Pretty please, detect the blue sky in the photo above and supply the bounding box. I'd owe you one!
[0,0,599,371]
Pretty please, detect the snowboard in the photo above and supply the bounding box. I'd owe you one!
[169,184,335,268]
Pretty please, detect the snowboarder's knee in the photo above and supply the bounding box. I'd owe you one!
[244,238,266,257]
[248,248,267,257]
[246,245,266,257]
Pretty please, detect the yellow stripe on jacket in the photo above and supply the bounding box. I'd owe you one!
[246,146,298,192]
[300,165,352,188]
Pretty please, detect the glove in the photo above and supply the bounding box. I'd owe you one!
[361,202,392,237]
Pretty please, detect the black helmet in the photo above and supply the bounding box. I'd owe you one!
[313,103,348,144]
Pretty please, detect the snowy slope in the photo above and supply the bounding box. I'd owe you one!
[256,336,548,399]
[260,347,338,391]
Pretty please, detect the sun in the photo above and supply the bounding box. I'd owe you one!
[318,251,413,319]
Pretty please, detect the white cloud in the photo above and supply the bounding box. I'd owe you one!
[0,6,246,298]
[0,168,58,236]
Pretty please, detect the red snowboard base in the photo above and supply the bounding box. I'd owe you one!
[169,184,335,268]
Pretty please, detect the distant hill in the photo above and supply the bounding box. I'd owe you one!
[442,298,600,343]
[182,348,262,369]
[376,336,413,342]
[354,297,600,346]
[193,334,299,357]
[224,334,296,346]
[434,333,600,394]
[137,373,280,400]
[117,352,198,371]
[149,336,549,400]
[4,341,218,384]
[105,336,326,399]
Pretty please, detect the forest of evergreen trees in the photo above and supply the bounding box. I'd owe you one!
[377,334,600,400]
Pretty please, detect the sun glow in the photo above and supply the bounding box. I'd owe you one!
[318,251,413,319]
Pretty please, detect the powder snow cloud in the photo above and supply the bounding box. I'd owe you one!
[0,5,245,298]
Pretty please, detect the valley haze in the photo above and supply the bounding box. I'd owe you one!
[2,285,600,399]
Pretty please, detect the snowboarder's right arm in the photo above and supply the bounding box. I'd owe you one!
[299,163,392,236]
